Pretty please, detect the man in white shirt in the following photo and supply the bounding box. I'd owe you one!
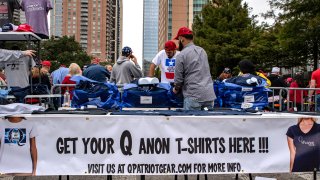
[149,40,180,83]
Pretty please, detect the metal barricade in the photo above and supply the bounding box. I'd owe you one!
[268,87,289,111]
[286,87,320,112]
[50,84,76,108]
[51,84,76,94]
[268,87,320,112]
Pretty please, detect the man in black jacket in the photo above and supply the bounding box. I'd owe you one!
[268,67,287,96]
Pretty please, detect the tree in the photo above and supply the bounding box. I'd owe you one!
[41,36,91,71]
[247,23,291,70]
[269,0,320,70]
[193,0,261,77]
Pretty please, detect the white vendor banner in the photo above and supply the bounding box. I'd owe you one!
[0,114,319,175]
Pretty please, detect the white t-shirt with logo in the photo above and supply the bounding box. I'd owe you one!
[152,50,180,83]
[0,119,38,173]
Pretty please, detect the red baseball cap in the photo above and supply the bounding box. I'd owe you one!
[91,57,100,64]
[41,60,51,67]
[173,26,193,40]
[15,24,34,32]
[164,40,176,51]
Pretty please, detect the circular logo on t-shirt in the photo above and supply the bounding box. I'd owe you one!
[5,128,27,146]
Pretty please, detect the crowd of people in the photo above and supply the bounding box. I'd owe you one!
[0,26,319,111]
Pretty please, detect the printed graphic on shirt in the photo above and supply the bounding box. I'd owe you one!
[165,58,175,80]
[5,128,27,146]
[0,1,8,20]
[298,136,315,147]
[5,60,23,71]
[25,2,45,12]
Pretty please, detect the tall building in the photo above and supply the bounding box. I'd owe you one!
[160,0,210,46]
[158,0,168,51]
[143,0,209,75]
[50,0,63,38]
[50,0,122,62]
[13,9,22,24]
[142,0,159,75]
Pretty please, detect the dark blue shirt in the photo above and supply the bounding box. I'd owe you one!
[286,123,320,172]
[83,64,110,82]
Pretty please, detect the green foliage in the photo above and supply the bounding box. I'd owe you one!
[1,41,28,50]
[269,0,320,70]
[247,24,289,69]
[193,0,259,77]
[193,0,320,76]
[41,36,91,71]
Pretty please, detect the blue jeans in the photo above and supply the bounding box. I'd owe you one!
[183,97,214,110]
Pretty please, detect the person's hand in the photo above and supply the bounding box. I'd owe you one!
[23,50,36,57]
[129,54,138,64]
[307,96,313,104]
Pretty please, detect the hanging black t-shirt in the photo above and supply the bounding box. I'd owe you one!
[0,0,20,26]
[286,123,320,172]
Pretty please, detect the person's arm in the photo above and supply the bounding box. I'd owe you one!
[149,63,156,77]
[30,137,37,176]
[149,51,161,77]
[110,70,116,83]
[309,79,316,101]
[287,136,295,172]
[0,49,34,61]
[129,55,143,78]
[173,54,184,94]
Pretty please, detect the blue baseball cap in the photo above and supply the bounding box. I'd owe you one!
[1,23,18,32]
[122,46,132,56]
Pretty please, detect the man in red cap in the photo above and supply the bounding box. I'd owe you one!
[40,60,52,88]
[40,60,51,75]
[149,40,180,83]
[173,26,216,110]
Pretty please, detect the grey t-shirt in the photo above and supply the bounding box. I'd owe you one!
[21,0,52,36]
[0,0,20,26]
[0,49,35,88]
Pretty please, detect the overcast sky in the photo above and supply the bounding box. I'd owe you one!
[245,0,270,17]
[122,0,271,65]
[122,0,144,63]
